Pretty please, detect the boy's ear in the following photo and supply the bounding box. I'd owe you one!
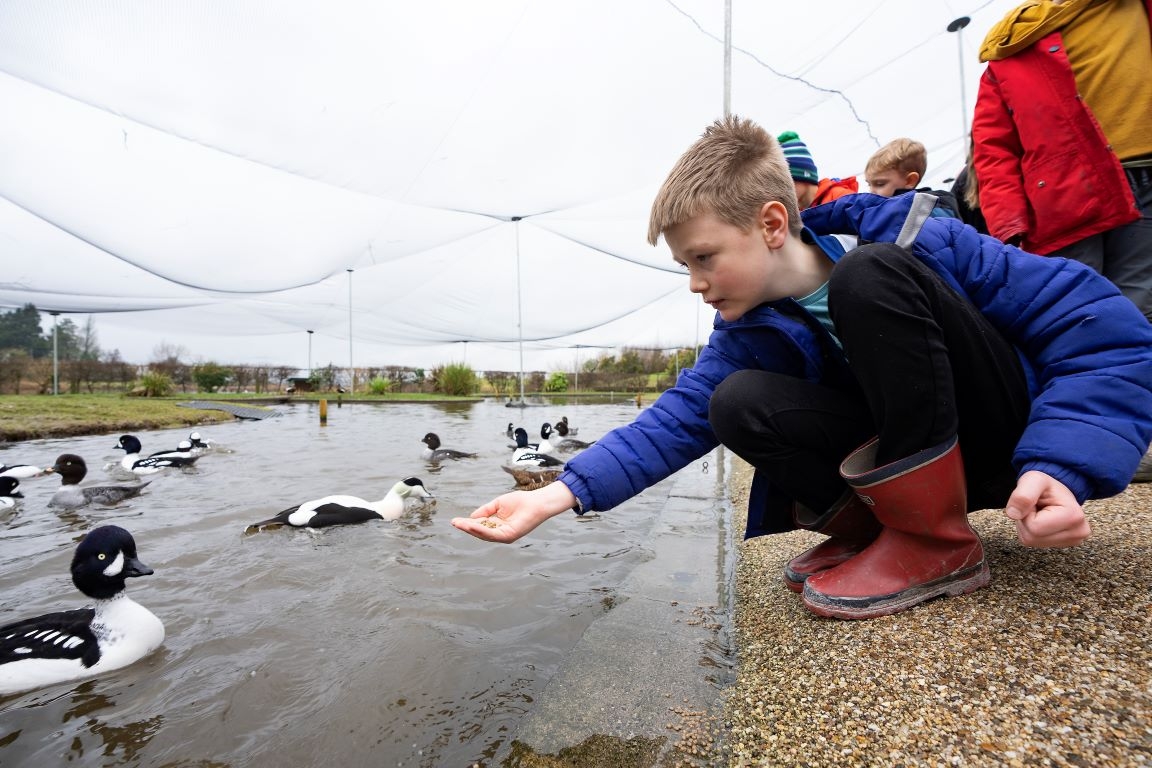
[758,201,790,248]
[905,171,921,188]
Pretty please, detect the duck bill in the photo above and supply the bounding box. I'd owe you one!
[123,556,154,578]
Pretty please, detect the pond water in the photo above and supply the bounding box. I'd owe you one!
[0,398,725,766]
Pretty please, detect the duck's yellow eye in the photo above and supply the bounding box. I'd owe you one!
[98,553,106,560]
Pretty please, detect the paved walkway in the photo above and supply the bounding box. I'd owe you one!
[727,459,1151,767]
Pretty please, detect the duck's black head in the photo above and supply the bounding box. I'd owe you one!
[115,435,142,454]
[71,525,154,600]
[540,423,553,439]
[421,433,441,450]
[52,454,88,486]
[514,427,530,448]
[0,476,22,498]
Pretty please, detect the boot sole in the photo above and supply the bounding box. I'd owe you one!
[801,561,991,620]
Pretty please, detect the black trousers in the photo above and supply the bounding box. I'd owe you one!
[710,243,1031,514]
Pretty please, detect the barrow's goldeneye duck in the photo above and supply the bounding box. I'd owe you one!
[187,432,215,454]
[0,477,24,510]
[536,423,557,455]
[0,525,164,696]
[421,433,477,462]
[511,428,563,467]
[244,477,434,533]
[49,454,151,509]
[114,435,200,474]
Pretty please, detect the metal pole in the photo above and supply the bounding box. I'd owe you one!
[513,217,525,404]
[50,311,60,395]
[307,330,313,377]
[723,0,732,117]
[346,269,354,394]
[947,16,971,140]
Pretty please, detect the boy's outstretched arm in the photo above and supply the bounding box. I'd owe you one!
[1004,471,1092,548]
[452,481,578,544]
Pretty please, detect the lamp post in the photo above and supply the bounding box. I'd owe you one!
[512,216,525,405]
[723,0,731,117]
[49,311,60,395]
[306,330,313,377]
[346,269,354,394]
[947,16,972,140]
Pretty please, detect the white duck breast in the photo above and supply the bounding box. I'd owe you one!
[245,477,434,532]
[0,525,164,696]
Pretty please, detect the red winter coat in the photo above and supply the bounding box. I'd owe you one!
[972,19,1146,254]
[811,176,858,208]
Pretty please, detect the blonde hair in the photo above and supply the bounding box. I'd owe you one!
[865,138,927,178]
[962,137,980,211]
[647,115,801,246]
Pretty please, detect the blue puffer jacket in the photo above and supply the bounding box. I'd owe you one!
[559,193,1152,538]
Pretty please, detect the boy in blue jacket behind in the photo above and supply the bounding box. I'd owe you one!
[453,116,1152,620]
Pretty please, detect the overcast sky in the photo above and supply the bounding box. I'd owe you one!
[0,0,1024,372]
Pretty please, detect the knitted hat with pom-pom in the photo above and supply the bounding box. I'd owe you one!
[777,131,819,184]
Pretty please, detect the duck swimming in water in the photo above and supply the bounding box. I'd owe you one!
[511,428,564,468]
[420,433,477,461]
[0,525,165,696]
[554,417,579,437]
[49,454,151,509]
[0,477,23,511]
[245,477,434,532]
[0,463,52,481]
[114,435,200,474]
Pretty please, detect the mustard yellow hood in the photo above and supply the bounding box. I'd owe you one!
[979,0,1098,62]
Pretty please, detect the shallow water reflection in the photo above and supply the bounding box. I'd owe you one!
[0,399,694,766]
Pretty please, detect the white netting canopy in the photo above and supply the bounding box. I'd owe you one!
[0,0,1019,370]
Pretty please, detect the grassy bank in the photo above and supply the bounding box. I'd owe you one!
[0,395,237,443]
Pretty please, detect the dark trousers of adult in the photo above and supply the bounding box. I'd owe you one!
[710,243,1032,519]
[1054,165,1152,322]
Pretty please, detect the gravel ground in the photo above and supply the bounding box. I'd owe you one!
[723,458,1152,768]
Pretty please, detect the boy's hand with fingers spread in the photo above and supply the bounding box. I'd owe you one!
[1005,471,1091,548]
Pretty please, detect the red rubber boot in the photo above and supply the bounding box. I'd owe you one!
[782,492,881,593]
[802,436,990,619]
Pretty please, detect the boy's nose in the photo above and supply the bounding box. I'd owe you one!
[688,272,707,294]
